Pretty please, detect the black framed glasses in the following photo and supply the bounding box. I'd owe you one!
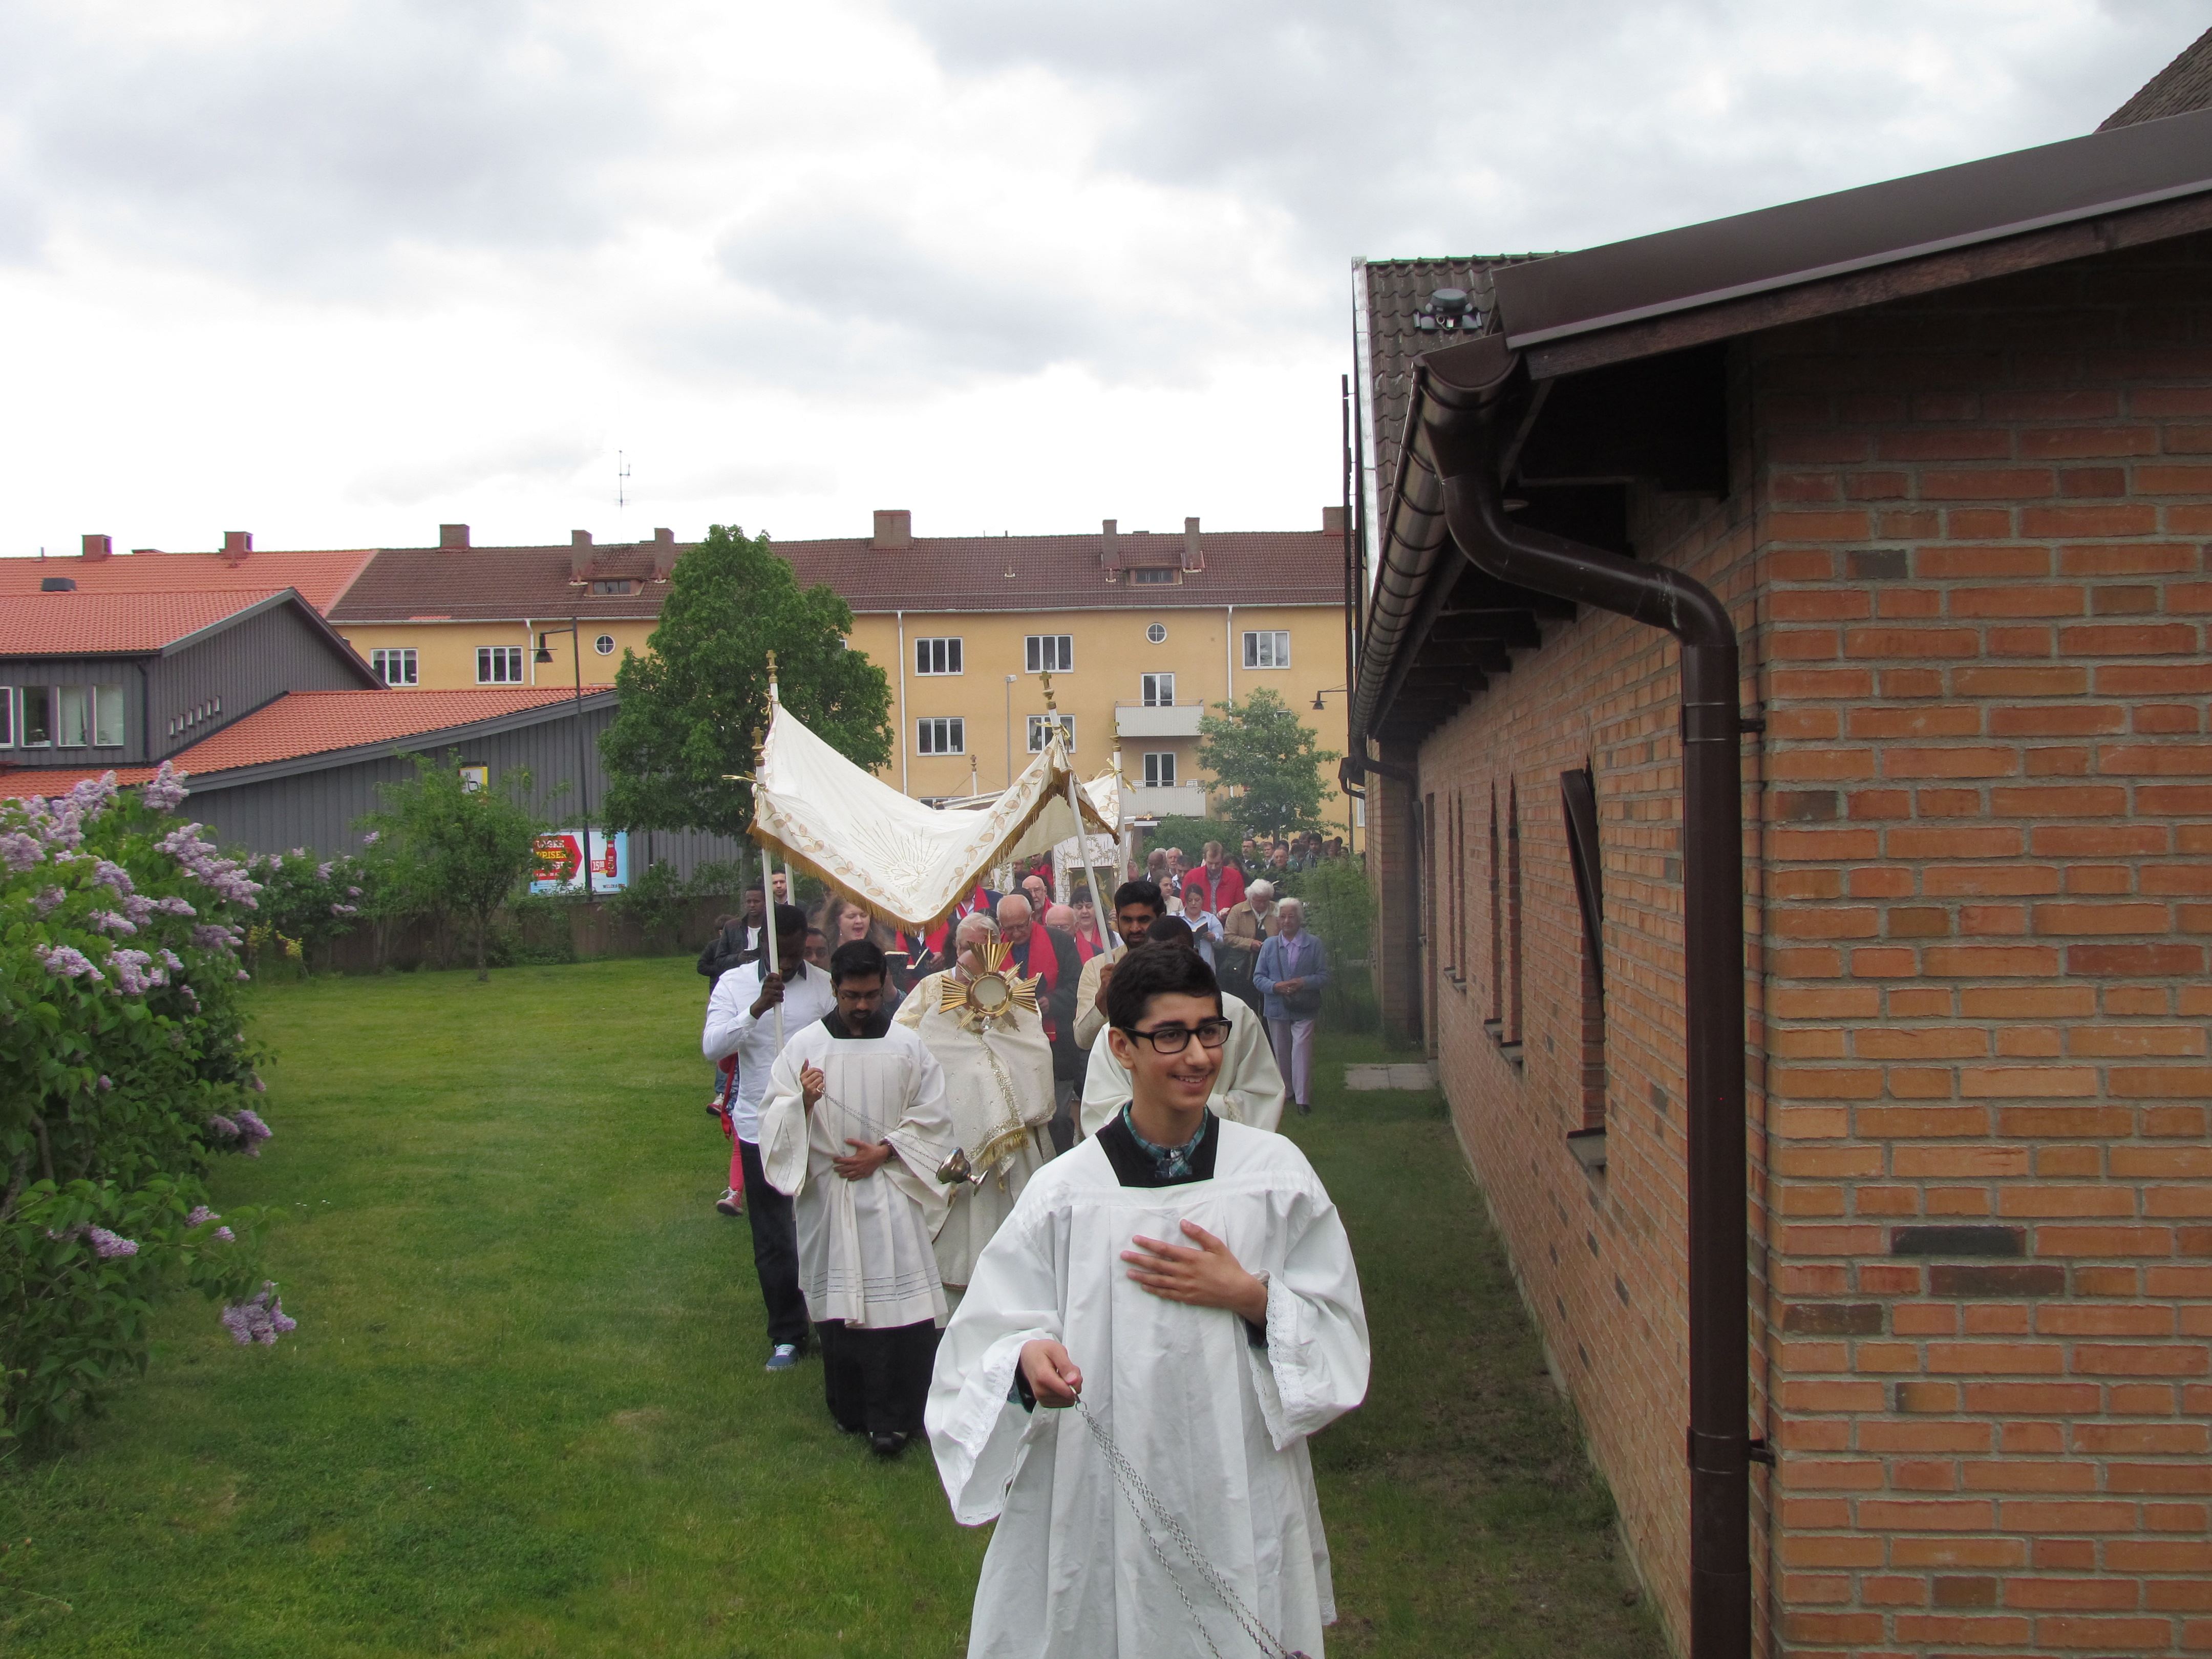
[1119,1018,1232,1053]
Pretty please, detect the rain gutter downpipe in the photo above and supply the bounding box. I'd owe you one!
[1418,335,1754,1659]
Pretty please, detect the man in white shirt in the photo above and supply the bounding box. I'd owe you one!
[703,903,836,1373]
[1069,880,1166,1053]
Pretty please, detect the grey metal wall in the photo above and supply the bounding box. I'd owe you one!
[145,604,369,760]
[184,702,751,878]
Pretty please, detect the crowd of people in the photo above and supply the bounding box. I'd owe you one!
[689,841,1371,1657]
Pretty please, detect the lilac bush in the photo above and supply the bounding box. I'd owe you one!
[2,763,293,1443]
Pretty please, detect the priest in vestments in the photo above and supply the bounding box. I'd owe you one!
[760,938,961,1456]
[1078,916,1284,1137]
[928,945,1369,1658]
[896,914,1057,1302]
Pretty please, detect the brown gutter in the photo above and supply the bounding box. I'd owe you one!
[1415,331,1759,1659]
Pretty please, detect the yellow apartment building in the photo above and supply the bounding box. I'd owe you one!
[33,514,1352,821]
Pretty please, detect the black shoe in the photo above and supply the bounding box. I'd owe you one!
[869,1431,907,1458]
[1295,1100,1312,1116]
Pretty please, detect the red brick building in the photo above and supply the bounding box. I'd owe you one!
[1350,73,2212,1659]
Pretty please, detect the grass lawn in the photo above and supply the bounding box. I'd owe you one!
[0,959,1660,1658]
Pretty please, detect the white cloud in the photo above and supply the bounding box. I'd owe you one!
[0,0,2198,559]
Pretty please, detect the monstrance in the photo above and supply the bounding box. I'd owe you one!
[938,937,1041,1033]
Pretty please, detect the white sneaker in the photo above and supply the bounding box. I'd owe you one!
[715,1187,743,1217]
[765,1344,800,1372]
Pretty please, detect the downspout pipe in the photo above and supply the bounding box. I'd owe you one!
[1418,333,1753,1659]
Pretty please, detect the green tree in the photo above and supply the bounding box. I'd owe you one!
[1198,688,1340,842]
[366,754,545,981]
[599,525,892,837]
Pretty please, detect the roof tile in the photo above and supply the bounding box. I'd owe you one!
[0,548,376,612]
[0,590,294,656]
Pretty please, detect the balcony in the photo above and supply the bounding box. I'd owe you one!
[1126,782,1210,817]
[1115,701,1204,739]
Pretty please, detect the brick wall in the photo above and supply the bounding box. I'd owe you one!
[1414,392,1768,1651]
[1756,233,2212,1658]
[1399,229,2211,1659]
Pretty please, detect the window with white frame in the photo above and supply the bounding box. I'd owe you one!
[915,637,963,676]
[1140,672,1175,707]
[94,685,124,748]
[477,646,524,684]
[58,687,89,747]
[917,716,965,755]
[1025,634,1073,674]
[1242,630,1291,669]
[1130,567,1178,585]
[1143,751,1177,788]
[594,634,615,655]
[0,686,14,747]
[372,647,418,686]
[1027,714,1075,753]
[21,686,52,747]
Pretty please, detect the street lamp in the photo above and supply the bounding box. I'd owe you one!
[534,615,597,901]
[1309,687,1354,858]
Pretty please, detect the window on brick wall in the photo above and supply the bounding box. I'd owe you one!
[1453,791,1468,983]
[1561,766,1606,1129]
[1505,784,1523,1050]
[1487,787,1502,1026]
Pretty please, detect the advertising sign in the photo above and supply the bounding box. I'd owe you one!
[530,828,629,895]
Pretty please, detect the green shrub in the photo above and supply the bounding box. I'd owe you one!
[0,765,289,1444]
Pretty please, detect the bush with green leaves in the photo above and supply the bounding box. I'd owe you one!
[363,753,547,982]
[0,764,291,1444]
[243,845,368,973]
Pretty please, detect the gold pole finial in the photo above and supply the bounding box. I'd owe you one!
[764,650,779,698]
[1039,667,1056,712]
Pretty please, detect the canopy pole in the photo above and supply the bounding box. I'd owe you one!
[1045,670,1118,954]
[753,722,785,1051]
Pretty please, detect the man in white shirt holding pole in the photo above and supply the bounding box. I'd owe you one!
[703,902,836,1372]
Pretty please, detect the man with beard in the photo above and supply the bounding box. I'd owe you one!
[897,914,1057,1304]
[758,939,960,1456]
[996,894,1081,1151]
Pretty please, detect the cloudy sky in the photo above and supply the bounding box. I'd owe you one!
[0,0,2198,556]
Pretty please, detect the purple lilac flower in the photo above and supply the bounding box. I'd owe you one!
[207,1114,240,1140]
[330,903,358,917]
[220,1282,296,1346]
[215,1226,236,1242]
[236,1107,272,1142]
[0,830,41,871]
[236,969,250,982]
[96,1075,112,1091]
[347,885,362,898]
[187,1205,216,1227]
[65,773,118,819]
[122,893,156,924]
[87,1226,139,1259]
[109,949,165,995]
[142,761,189,812]
[88,909,138,936]
[159,948,184,972]
[92,859,135,897]
[178,985,201,1011]
[317,861,334,881]
[191,923,233,950]
[32,887,65,916]
[248,1074,267,1095]
[153,896,197,917]
[35,944,104,983]
[360,830,380,845]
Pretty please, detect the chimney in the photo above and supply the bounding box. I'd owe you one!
[1182,516,1203,571]
[222,530,252,565]
[652,526,678,580]
[871,509,912,550]
[570,529,593,580]
[1100,518,1118,568]
[439,523,470,550]
[81,534,113,561]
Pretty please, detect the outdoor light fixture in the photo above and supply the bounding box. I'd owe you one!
[1311,686,1347,712]
[535,618,598,901]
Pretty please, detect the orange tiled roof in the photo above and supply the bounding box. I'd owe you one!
[0,590,295,656]
[0,547,377,613]
[162,687,595,773]
[0,766,159,800]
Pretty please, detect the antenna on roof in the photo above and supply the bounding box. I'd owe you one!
[617,451,631,515]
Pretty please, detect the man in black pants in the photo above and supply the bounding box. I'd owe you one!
[702,904,838,1371]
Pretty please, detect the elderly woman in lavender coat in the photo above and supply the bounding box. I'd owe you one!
[1253,896,1329,1115]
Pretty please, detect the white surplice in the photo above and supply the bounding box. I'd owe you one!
[1078,994,1285,1136]
[759,1019,959,1329]
[927,1120,1369,1658]
[896,971,1058,1290]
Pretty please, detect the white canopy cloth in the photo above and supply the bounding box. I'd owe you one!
[751,697,1113,933]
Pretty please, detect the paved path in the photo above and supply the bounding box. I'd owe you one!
[1343,1061,1437,1092]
